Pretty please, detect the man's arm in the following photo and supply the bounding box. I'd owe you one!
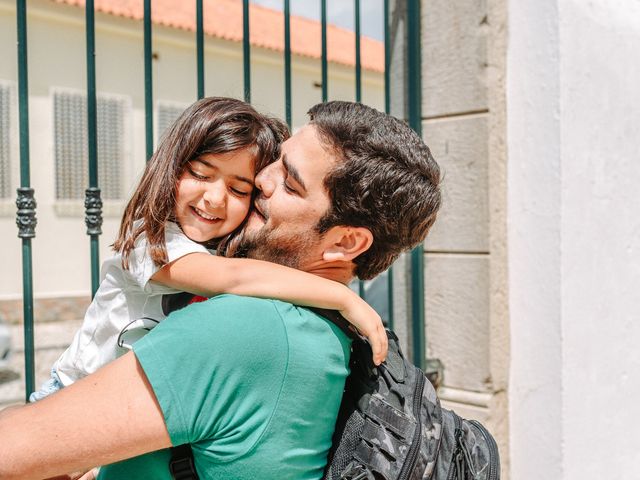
[0,352,171,480]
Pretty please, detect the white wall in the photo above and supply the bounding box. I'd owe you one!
[0,0,383,300]
[507,0,562,476]
[508,0,640,478]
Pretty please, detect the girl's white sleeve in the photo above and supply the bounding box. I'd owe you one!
[127,222,211,294]
[51,223,212,387]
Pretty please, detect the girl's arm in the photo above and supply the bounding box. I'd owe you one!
[151,252,387,365]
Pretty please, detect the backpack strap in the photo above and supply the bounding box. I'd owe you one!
[307,307,359,340]
[353,441,399,480]
[361,417,409,459]
[169,444,199,480]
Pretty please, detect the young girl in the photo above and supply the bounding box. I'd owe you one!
[31,97,386,401]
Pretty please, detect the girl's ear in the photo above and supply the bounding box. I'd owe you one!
[322,226,373,263]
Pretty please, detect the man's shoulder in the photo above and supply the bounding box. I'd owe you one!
[164,294,348,348]
[178,295,323,320]
[139,295,291,369]
[188,294,283,316]
[165,294,287,337]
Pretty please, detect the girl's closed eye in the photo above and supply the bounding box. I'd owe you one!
[187,165,209,181]
[230,186,251,197]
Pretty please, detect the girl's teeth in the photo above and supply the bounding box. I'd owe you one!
[195,208,218,220]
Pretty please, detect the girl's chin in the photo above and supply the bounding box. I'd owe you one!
[181,224,221,243]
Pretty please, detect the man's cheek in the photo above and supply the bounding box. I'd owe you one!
[246,210,266,230]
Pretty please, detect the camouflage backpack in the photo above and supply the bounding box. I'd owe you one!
[319,309,500,480]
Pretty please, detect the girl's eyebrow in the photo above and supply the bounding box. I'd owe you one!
[233,175,254,186]
[193,158,254,186]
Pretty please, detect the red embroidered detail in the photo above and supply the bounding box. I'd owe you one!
[188,295,208,304]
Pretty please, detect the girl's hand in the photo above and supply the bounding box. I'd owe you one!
[44,468,99,480]
[339,296,388,365]
[75,468,100,480]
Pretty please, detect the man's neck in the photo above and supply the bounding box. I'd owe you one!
[302,261,355,285]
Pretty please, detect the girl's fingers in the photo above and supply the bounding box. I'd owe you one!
[370,324,388,366]
[76,468,99,480]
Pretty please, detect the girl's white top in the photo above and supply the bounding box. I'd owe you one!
[54,222,211,386]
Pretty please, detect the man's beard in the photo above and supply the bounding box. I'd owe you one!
[233,223,321,269]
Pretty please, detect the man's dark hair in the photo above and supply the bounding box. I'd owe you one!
[309,101,441,280]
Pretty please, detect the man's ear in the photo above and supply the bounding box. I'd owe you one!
[322,226,373,262]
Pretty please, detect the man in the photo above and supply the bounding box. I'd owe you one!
[0,101,441,479]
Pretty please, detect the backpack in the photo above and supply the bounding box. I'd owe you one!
[320,309,500,480]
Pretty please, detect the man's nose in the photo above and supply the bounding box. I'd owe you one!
[254,163,276,197]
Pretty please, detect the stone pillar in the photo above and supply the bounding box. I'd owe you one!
[387,4,509,470]
[419,0,509,476]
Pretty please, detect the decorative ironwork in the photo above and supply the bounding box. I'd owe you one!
[84,186,103,235]
[16,187,37,238]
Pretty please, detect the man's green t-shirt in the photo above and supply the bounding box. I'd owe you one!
[98,294,351,480]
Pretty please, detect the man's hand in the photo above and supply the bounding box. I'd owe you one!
[340,295,388,365]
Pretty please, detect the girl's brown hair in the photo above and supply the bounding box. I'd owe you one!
[113,97,289,269]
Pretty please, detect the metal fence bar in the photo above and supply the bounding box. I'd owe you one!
[196,0,205,99]
[384,0,390,115]
[242,0,251,103]
[144,0,153,160]
[384,0,394,330]
[321,0,328,102]
[354,0,361,103]
[15,0,37,400]
[85,0,102,298]
[284,0,292,129]
[407,0,425,369]
[354,0,365,300]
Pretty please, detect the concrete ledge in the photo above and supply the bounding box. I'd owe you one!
[0,296,90,324]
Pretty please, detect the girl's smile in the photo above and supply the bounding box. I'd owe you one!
[191,206,222,222]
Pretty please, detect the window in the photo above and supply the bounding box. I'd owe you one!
[157,101,187,143]
[0,83,12,200]
[53,90,128,201]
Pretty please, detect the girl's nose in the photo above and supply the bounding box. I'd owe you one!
[203,182,226,207]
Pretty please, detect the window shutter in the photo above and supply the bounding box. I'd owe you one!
[54,90,127,200]
[0,84,13,199]
[157,102,187,143]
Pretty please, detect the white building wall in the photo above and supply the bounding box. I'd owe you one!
[0,0,383,303]
[559,0,640,476]
[507,0,562,476]
[508,0,640,478]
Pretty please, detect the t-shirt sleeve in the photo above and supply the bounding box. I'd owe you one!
[127,222,210,293]
[132,295,289,458]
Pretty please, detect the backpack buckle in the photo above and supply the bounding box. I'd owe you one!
[169,446,199,480]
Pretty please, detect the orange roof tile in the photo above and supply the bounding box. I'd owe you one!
[52,0,384,72]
